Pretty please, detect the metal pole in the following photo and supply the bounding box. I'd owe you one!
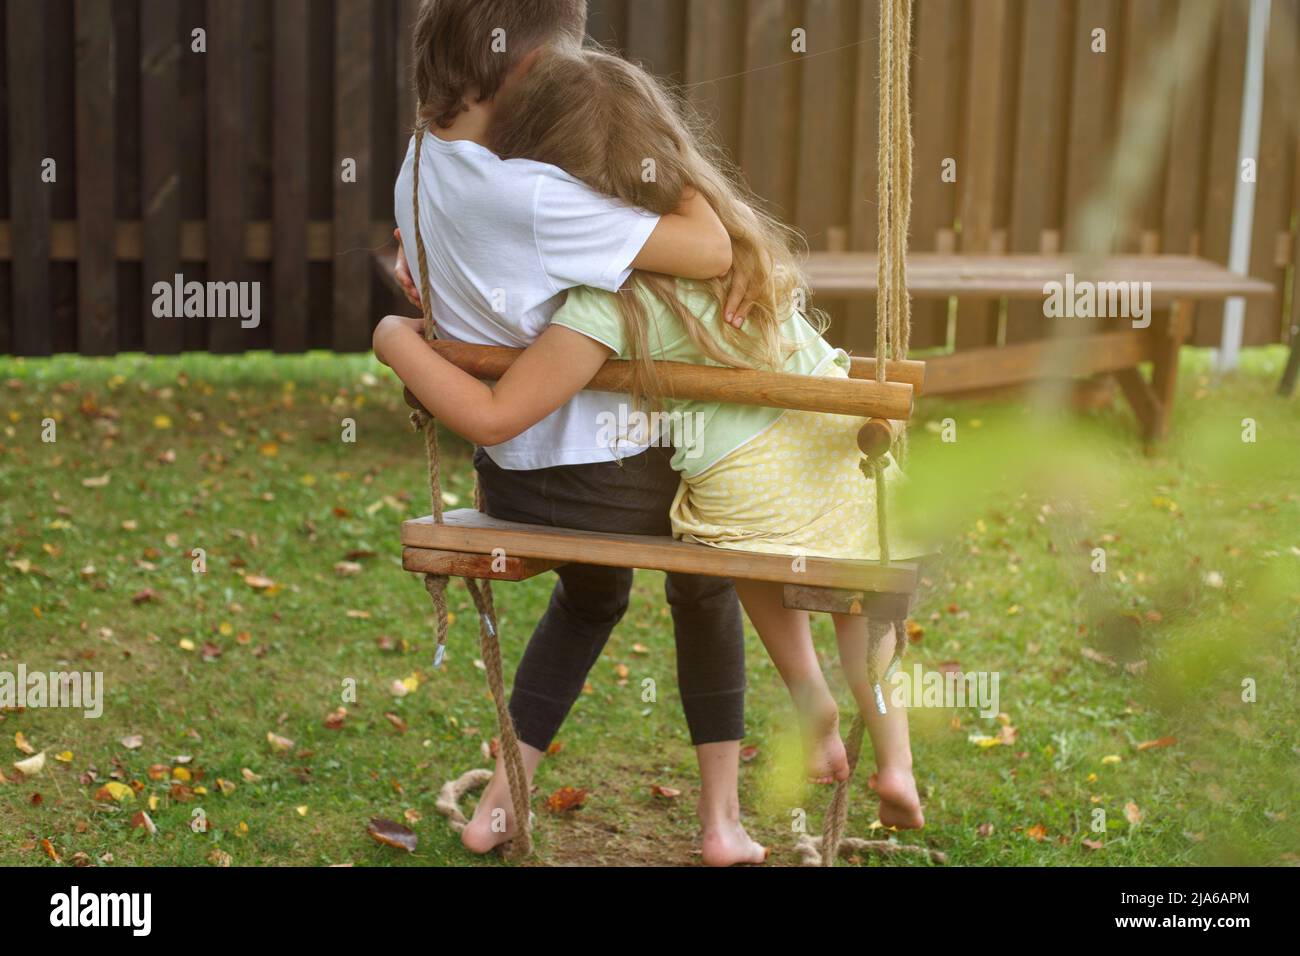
[1217,0,1271,372]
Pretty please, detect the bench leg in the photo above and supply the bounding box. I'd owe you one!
[1113,301,1191,446]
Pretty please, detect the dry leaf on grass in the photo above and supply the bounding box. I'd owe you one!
[545,786,588,813]
[367,818,418,853]
[13,752,46,777]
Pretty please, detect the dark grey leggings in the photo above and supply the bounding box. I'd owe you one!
[473,445,746,749]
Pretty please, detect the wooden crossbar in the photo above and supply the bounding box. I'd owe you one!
[427,340,918,420]
[401,510,920,594]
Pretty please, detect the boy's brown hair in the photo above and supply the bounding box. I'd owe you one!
[413,0,588,129]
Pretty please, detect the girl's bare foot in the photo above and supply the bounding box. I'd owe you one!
[700,818,769,866]
[461,773,519,854]
[869,766,925,830]
[803,699,850,784]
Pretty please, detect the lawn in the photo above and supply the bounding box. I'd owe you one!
[0,346,1296,867]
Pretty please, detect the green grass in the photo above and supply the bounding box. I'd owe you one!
[0,347,1296,867]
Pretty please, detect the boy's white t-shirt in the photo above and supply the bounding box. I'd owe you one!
[393,133,661,470]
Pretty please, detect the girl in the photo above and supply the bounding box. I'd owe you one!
[375,48,922,828]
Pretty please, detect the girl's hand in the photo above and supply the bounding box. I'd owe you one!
[723,248,772,328]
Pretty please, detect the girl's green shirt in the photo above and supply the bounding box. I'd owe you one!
[551,281,848,477]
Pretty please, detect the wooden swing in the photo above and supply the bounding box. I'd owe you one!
[399,0,920,864]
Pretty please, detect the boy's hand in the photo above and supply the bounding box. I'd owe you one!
[393,229,422,308]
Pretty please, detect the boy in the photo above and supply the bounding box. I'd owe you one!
[389,0,764,865]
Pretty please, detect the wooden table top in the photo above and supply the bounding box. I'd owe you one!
[805,252,1275,302]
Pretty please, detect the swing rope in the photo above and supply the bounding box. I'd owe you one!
[409,126,534,859]
[817,0,914,868]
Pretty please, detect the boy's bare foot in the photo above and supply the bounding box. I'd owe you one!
[461,773,520,854]
[700,818,769,866]
[869,766,925,830]
[803,700,850,784]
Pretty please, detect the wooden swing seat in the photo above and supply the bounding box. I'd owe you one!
[401,509,923,618]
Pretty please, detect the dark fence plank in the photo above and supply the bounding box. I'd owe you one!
[684,0,745,164]
[1193,0,1247,344]
[954,0,1016,351]
[140,0,181,354]
[1161,0,1216,257]
[1244,0,1297,344]
[1006,0,1073,344]
[395,0,419,158]
[625,0,686,80]
[794,0,859,351]
[206,0,246,353]
[1062,0,1124,251]
[332,0,372,351]
[909,0,964,350]
[7,0,51,355]
[741,0,800,222]
[272,0,308,352]
[0,0,9,356]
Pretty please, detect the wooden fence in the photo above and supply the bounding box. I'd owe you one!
[0,0,1296,357]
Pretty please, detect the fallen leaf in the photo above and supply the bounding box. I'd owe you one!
[650,785,681,799]
[208,848,233,867]
[94,781,134,803]
[739,745,759,763]
[383,712,407,733]
[81,473,111,488]
[119,734,144,750]
[131,811,157,834]
[41,838,61,863]
[1124,802,1142,825]
[14,731,35,755]
[13,752,46,777]
[243,574,276,590]
[367,817,418,853]
[323,707,347,730]
[266,732,295,753]
[1025,824,1048,842]
[545,786,588,813]
[1082,838,1104,851]
[334,561,363,577]
[1136,736,1176,752]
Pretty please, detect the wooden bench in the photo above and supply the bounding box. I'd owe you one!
[805,252,1274,443]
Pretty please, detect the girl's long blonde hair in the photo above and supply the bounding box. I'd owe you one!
[489,47,821,407]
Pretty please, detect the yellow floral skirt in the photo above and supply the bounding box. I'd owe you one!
[669,367,903,561]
